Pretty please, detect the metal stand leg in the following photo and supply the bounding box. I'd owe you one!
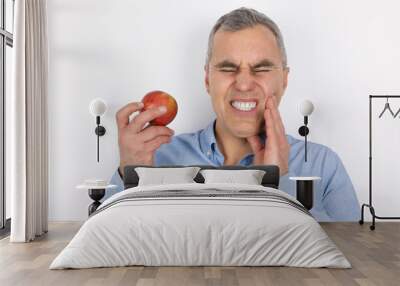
[359,204,366,225]
[359,203,378,231]
[360,203,400,230]
[370,206,376,231]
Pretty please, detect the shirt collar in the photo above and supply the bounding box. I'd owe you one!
[199,119,217,155]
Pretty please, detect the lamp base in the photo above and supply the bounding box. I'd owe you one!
[88,188,105,216]
[289,177,321,210]
[296,180,314,210]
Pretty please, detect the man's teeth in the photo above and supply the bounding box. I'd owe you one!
[231,101,257,111]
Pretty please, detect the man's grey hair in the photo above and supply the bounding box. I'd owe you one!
[205,7,288,68]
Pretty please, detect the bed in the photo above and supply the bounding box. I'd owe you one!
[49,165,350,269]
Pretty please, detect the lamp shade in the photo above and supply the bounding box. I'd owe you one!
[299,100,314,116]
[89,98,107,116]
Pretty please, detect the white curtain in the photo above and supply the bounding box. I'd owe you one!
[9,0,48,242]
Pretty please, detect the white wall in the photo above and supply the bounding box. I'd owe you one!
[47,0,400,221]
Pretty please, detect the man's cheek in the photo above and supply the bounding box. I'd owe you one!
[261,84,276,98]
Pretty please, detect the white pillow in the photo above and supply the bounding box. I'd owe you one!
[135,167,201,186]
[200,169,266,185]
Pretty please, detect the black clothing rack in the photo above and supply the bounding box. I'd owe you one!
[359,95,400,230]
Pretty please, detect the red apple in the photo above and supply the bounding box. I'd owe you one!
[141,90,178,126]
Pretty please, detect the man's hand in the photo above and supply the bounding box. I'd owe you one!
[246,96,290,176]
[116,102,175,177]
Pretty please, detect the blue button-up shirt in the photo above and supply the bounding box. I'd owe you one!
[109,119,360,221]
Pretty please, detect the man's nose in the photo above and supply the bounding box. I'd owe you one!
[234,70,256,91]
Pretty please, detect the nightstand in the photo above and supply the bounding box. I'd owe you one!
[77,179,117,216]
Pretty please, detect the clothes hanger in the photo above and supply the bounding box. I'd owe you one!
[378,97,395,118]
[393,106,400,118]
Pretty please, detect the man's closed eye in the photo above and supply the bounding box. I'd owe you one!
[253,68,274,73]
[219,68,238,72]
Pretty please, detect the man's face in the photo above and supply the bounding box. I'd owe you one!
[205,24,289,138]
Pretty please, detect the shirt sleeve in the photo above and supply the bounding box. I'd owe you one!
[322,150,360,221]
[102,168,124,202]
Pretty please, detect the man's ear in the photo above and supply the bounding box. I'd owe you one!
[204,64,210,94]
[282,67,290,91]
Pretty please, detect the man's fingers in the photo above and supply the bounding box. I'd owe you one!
[271,97,286,141]
[269,97,286,134]
[266,96,284,134]
[144,135,171,152]
[138,126,175,142]
[129,106,168,133]
[264,105,280,151]
[116,102,144,130]
[246,135,264,154]
[266,96,288,147]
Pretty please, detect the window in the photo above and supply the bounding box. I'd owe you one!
[0,0,14,236]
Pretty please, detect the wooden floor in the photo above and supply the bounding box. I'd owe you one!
[0,222,399,286]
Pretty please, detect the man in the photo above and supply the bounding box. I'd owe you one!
[108,7,360,221]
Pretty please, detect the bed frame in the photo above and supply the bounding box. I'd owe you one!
[123,165,280,189]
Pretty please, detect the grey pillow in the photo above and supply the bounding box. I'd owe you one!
[200,169,266,185]
[135,167,201,186]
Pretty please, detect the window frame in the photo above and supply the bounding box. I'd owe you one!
[0,0,14,235]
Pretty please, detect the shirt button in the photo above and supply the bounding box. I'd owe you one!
[207,150,212,157]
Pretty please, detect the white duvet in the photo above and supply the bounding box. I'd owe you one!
[50,183,350,269]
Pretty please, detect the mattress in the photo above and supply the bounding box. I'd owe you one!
[50,183,350,269]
